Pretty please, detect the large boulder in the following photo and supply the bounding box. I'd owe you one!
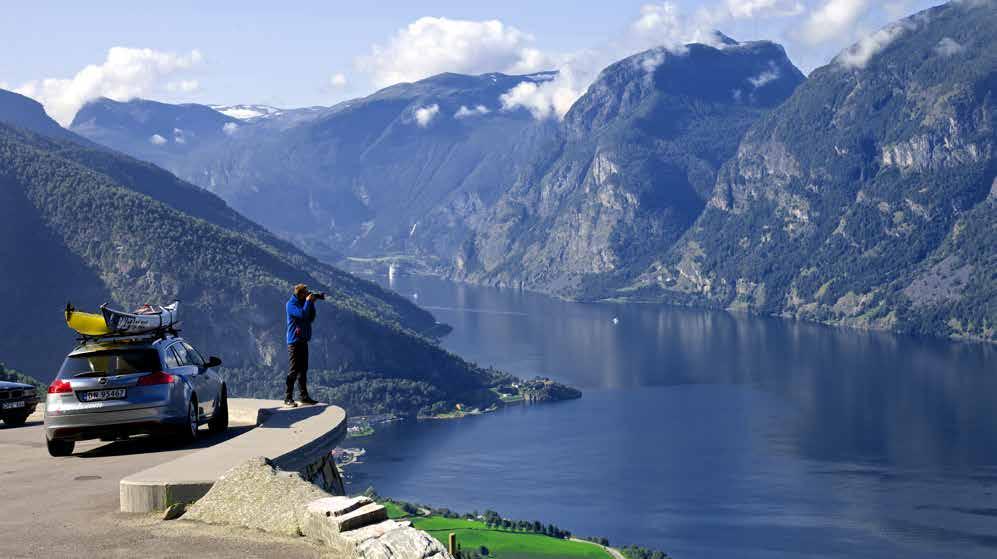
[184,456,329,537]
[184,457,455,558]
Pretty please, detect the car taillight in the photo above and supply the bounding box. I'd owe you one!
[48,379,72,394]
[137,371,177,386]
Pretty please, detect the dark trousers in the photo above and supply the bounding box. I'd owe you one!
[286,342,310,400]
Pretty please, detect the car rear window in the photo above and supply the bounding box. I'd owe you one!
[58,349,162,379]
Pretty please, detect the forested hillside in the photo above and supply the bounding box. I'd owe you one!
[637,1,995,341]
[0,102,509,415]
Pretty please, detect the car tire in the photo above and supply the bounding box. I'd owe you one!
[175,397,199,444]
[47,437,74,457]
[208,386,228,435]
[3,412,29,427]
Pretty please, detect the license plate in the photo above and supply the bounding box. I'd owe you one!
[80,389,126,402]
[2,401,25,409]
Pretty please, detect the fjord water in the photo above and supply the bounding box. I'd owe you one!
[349,275,997,559]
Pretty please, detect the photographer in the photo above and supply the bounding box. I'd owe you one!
[284,283,325,406]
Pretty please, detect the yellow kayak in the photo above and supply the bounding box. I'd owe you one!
[65,304,111,336]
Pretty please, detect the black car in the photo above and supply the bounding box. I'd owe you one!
[0,380,39,426]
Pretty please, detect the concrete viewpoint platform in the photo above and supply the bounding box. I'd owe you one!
[120,398,347,513]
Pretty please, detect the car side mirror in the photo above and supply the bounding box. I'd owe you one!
[206,356,222,368]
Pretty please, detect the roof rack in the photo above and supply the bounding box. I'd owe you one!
[75,325,181,346]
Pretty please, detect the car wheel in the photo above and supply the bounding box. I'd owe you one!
[175,397,199,444]
[47,437,74,457]
[208,386,228,435]
[3,412,29,427]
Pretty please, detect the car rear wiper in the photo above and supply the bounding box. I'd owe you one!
[73,371,109,378]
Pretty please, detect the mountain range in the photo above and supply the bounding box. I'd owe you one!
[52,0,997,343]
[637,0,995,341]
[71,72,561,263]
[0,90,509,416]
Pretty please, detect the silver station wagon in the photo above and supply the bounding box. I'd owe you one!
[43,334,227,456]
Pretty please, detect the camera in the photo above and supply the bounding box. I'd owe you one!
[312,292,327,300]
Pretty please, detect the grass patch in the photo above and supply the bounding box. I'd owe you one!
[411,517,612,558]
[382,500,410,519]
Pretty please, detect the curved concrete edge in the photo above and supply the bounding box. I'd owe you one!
[119,480,215,515]
[120,399,347,513]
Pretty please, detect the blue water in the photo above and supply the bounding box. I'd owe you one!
[347,275,997,558]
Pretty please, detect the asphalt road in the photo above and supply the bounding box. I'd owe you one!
[0,413,338,558]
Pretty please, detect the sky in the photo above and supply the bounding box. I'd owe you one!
[1,0,947,125]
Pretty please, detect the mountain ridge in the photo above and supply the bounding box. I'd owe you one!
[449,37,806,296]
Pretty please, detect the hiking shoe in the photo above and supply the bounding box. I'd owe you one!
[299,397,319,405]
[284,398,298,408]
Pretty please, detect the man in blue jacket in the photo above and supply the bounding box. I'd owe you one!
[285,283,321,406]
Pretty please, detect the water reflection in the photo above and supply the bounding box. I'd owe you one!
[358,274,997,558]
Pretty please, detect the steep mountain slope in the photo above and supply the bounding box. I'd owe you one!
[71,97,240,166]
[639,1,996,341]
[0,105,508,415]
[71,73,560,262]
[452,37,804,297]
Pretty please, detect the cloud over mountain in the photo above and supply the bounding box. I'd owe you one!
[14,47,203,126]
[797,0,871,44]
[357,17,549,88]
[413,103,440,127]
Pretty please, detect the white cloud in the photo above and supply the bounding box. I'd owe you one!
[454,104,490,118]
[934,37,965,56]
[329,73,347,87]
[149,134,167,145]
[501,2,720,120]
[499,71,590,120]
[172,127,187,144]
[836,17,917,68]
[413,103,440,127]
[166,79,200,93]
[640,50,667,73]
[630,2,727,51]
[222,122,240,135]
[0,81,9,91]
[506,47,557,75]
[797,0,870,45]
[15,47,203,126]
[357,17,544,88]
[748,62,781,86]
[725,0,804,18]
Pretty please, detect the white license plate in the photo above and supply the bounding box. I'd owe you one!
[2,401,25,409]
[80,389,127,402]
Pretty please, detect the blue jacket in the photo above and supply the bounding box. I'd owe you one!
[286,296,316,344]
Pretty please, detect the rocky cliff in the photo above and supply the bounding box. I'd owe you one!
[451,37,804,297]
[637,0,996,341]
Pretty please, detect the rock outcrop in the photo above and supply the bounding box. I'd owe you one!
[185,457,331,536]
[185,457,454,559]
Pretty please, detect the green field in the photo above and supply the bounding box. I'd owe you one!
[382,500,408,519]
[410,516,612,559]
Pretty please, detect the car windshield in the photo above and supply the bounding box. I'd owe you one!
[58,348,162,378]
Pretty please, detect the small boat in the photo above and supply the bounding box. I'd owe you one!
[65,304,111,336]
[102,301,180,334]
[66,301,180,336]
